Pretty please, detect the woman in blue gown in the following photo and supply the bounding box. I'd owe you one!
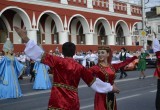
[33,61,51,90]
[0,38,25,99]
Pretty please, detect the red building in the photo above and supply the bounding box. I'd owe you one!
[0,0,142,52]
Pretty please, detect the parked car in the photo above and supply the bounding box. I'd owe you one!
[145,54,156,67]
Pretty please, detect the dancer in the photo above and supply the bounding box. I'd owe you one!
[88,46,137,110]
[117,47,132,79]
[152,32,160,110]
[30,59,35,82]
[33,61,51,89]
[14,26,119,110]
[0,38,25,99]
[137,48,149,79]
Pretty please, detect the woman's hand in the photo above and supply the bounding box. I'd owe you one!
[112,83,120,94]
[14,26,30,43]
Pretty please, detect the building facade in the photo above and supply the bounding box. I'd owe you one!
[0,0,142,52]
[146,6,160,48]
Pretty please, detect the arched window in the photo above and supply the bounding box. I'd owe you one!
[0,18,7,43]
[116,24,125,45]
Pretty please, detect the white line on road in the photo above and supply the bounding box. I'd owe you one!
[1,75,154,101]
[116,94,141,101]
[23,90,51,97]
[115,75,153,83]
[150,90,156,93]
[80,94,141,109]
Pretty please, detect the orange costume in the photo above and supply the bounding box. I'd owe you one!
[88,56,137,110]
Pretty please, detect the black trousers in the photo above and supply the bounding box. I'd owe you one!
[156,79,160,110]
[119,68,127,78]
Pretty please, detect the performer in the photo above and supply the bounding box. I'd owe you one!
[152,32,160,110]
[137,48,149,79]
[30,59,35,82]
[88,46,137,110]
[0,38,25,99]
[33,61,51,89]
[14,26,120,110]
[116,47,132,79]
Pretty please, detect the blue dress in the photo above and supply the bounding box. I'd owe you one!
[0,56,25,99]
[33,62,51,89]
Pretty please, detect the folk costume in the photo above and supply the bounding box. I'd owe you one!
[152,37,160,110]
[137,52,149,71]
[0,38,25,99]
[33,61,51,90]
[24,40,114,110]
[89,46,137,110]
[117,48,132,79]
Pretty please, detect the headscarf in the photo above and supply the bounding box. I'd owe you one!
[3,38,14,53]
[98,46,113,64]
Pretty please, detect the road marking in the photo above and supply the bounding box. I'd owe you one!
[23,90,51,97]
[80,94,141,109]
[117,94,141,101]
[115,75,153,83]
[80,104,94,109]
[0,75,154,101]
[150,90,156,93]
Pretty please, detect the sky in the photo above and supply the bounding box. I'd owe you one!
[134,0,160,11]
[119,0,160,11]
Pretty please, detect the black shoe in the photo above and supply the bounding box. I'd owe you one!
[124,74,128,78]
[143,76,146,79]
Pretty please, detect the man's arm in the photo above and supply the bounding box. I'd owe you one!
[14,26,29,43]
[14,26,44,61]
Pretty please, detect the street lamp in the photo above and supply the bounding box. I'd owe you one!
[141,0,150,50]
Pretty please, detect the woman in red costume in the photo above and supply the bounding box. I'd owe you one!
[88,46,137,110]
[152,32,160,110]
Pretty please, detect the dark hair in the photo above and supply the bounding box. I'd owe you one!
[121,47,126,52]
[62,42,76,57]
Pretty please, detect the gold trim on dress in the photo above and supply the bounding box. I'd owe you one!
[53,82,77,92]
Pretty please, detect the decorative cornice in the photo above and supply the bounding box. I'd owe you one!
[8,0,142,20]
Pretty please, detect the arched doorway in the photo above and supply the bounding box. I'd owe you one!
[116,24,125,45]
[0,18,7,43]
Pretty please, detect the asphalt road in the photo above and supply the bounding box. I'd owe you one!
[0,68,157,110]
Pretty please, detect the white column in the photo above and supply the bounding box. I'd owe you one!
[60,0,68,4]
[127,3,131,15]
[125,36,132,45]
[85,33,94,45]
[58,31,68,44]
[87,0,93,8]
[109,0,114,12]
[108,34,115,45]
[27,29,37,43]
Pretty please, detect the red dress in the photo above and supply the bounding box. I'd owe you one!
[154,60,160,79]
[88,56,137,110]
[154,51,160,79]
[41,53,95,110]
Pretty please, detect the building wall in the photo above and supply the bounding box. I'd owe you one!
[0,0,142,52]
